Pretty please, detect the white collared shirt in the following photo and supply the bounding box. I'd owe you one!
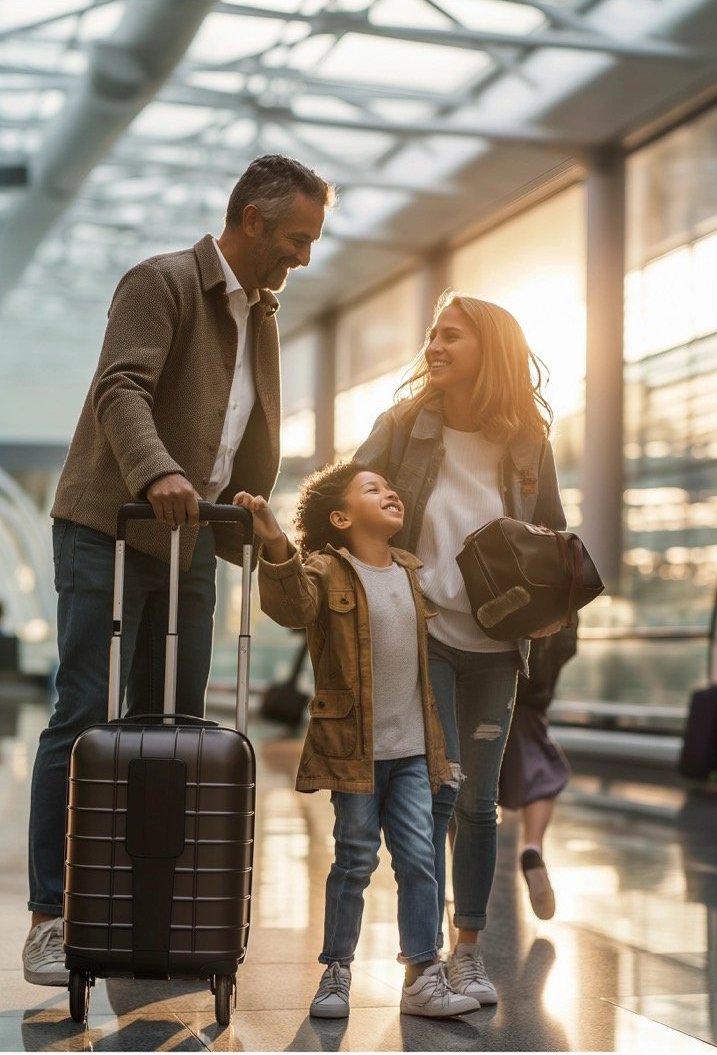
[206,238,260,503]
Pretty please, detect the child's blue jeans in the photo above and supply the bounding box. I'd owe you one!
[320,755,439,966]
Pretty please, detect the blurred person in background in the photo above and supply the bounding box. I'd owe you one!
[23,155,333,986]
[498,618,577,920]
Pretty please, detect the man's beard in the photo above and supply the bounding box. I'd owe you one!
[255,235,291,290]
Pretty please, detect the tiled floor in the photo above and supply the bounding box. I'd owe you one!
[1,691,716,1052]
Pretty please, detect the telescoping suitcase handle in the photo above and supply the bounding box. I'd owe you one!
[109,501,254,735]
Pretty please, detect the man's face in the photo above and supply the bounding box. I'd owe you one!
[252,191,325,291]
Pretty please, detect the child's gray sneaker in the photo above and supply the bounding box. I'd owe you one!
[22,917,68,986]
[446,943,498,1004]
[400,963,480,1017]
[310,962,351,1018]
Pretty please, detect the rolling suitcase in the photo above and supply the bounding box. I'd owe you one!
[678,590,717,781]
[63,501,255,1026]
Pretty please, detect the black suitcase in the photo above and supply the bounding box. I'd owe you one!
[63,502,255,1026]
[678,593,717,781]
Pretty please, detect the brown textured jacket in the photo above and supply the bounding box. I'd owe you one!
[51,234,281,567]
[258,542,451,794]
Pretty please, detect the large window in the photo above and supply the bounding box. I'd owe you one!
[451,185,586,526]
[623,108,717,629]
[334,274,422,457]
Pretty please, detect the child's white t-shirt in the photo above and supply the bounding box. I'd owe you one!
[349,556,426,761]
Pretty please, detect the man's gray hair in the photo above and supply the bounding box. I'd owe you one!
[225,154,335,228]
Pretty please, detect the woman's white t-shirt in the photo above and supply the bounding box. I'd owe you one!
[416,426,513,653]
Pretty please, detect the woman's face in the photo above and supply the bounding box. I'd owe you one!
[425,304,480,393]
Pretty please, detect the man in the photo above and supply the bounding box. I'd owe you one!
[23,154,333,985]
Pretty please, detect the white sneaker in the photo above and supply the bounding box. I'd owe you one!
[22,917,68,986]
[446,944,498,1004]
[310,962,351,1018]
[400,962,481,1017]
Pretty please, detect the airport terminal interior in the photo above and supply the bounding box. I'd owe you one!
[1,0,717,1051]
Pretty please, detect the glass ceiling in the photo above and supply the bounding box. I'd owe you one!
[0,0,713,441]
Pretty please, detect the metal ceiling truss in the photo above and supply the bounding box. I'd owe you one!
[1,0,715,311]
[212,2,711,62]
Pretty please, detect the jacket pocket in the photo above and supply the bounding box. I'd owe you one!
[328,589,355,613]
[326,589,357,681]
[308,690,358,759]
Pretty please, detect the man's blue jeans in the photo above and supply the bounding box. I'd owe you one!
[428,637,520,943]
[28,519,216,916]
[320,756,439,966]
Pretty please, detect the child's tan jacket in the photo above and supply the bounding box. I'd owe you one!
[258,542,451,794]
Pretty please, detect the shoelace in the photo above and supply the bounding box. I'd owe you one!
[27,921,63,963]
[429,964,453,1002]
[316,962,350,1002]
[451,952,489,986]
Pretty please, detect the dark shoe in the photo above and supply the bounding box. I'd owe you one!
[521,848,556,920]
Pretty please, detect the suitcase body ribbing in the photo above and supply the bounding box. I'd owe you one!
[62,502,254,1024]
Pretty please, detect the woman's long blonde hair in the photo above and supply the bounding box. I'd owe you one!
[395,290,553,441]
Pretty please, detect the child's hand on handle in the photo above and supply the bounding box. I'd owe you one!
[232,492,290,563]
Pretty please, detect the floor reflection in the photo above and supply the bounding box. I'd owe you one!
[2,694,717,1051]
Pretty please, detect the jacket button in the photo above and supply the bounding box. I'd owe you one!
[340,596,349,605]
[317,700,325,708]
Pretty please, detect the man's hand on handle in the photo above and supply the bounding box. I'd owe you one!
[146,473,201,527]
[232,491,290,563]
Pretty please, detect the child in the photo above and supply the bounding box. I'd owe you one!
[233,464,480,1019]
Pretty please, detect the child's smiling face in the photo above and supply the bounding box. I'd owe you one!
[331,471,404,539]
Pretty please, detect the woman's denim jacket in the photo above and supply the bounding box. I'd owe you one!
[353,393,567,673]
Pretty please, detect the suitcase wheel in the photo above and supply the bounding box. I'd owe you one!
[213,973,235,1027]
[68,970,93,1024]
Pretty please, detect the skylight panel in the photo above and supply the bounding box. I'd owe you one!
[0,0,83,34]
[75,1,123,42]
[437,0,545,34]
[187,72,247,93]
[187,13,283,64]
[369,100,438,123]
[221,0,305,10]
[0,39,66,70]
[370,0,452,30]
[286,123,395,165]
[315,34,491,91]
[130,103,220,141]
[292,96,364,122]
[0,92,42,120]
[220,119,259,149]
[100,176,166,202]
[281,34,337,72]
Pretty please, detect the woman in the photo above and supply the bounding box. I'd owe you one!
[354,291,566,1004]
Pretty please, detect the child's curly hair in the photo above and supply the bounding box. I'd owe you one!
[293,462,372,559]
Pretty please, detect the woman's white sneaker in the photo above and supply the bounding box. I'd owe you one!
[22,917,68,986]
[446,944,498,1004]
[400,963,480,1017]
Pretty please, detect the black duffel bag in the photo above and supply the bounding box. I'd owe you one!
[456,517,603,640]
